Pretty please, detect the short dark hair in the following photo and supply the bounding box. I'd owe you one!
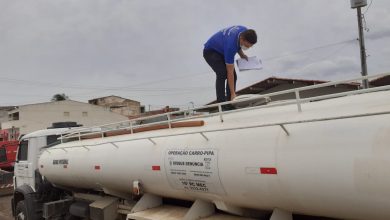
[241,29,257,44]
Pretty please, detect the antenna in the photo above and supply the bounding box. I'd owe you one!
[350,0,369,89]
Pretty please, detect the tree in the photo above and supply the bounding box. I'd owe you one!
[51,93,69,101]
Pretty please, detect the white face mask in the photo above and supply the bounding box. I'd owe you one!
[241,45,249,51]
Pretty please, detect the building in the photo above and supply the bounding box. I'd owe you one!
[129,106,181,124]
[370,75,390,87]
[1,100,129,135]
[88,95,143,117]
[132,106,180,118]
[236,77,360,100]
[0,106,16,128]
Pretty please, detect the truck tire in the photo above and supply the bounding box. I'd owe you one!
[15,201,27,220]
[64,214,81,220]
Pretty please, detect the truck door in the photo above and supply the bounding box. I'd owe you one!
[14,139,35,188]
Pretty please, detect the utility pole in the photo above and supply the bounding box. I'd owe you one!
[351,0,369,88]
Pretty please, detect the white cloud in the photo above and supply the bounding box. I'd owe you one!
[0,0,389,107]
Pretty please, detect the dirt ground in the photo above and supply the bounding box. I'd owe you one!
[0,194,13,220]
[0,190,340,220]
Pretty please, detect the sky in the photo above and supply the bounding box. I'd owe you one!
[0,0,389,110]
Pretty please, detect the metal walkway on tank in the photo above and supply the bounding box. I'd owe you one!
[58,72,390,144]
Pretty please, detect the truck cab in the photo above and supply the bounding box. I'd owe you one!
[0,129,19,171]
[12,123,82,220]
[14,130,60,190]
[0,140,18,171]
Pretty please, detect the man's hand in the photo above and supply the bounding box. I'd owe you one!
[238,49,248,61]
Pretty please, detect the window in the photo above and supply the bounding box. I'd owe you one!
[17,140,28,161]
[0,147,7,163]
[82,112,88,117]
[64,112,70,117]
[47,135,60,146]
[45,135,78,149]
[8,112,19,121]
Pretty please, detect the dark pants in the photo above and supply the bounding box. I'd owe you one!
[203,49,237,103]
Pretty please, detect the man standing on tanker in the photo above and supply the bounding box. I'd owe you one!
[203,25,257,103]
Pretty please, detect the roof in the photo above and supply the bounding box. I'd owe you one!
[14,99,89,108]
[237,76,360,95]
[207,76,360,105]
[0,106,16,111]
[370,75,390,87]
[88,95,140,103]
[8,100,116,114]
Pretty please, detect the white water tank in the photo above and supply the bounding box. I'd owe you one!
[351,0,367,8]
[38,89,390,220]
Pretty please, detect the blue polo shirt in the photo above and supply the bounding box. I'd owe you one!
[204,25,247,64]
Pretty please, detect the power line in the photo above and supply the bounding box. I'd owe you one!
[0,76,212,92]
[0,38,359,93]
[0,36,373,102]
[262,39,356,62]
[287,42,353,74]
[363,0,374,14]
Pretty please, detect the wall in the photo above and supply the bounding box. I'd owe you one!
[0,107,15,128]
[1,100,128,135]
[89,96,141,117]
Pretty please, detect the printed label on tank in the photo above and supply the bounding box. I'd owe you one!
[53,159,69,165]
[165,149,225,194]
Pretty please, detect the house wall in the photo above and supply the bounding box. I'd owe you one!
[0,110,8,128]
[0,107,16,128]
[111,100,141,116]
[1,100,128,135]
[89,96,141,116]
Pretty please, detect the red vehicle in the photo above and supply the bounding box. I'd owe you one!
[0,129,19,171]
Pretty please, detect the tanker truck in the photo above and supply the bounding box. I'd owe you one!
[11,73,390,220]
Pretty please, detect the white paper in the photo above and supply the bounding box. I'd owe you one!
[236,56,263,71]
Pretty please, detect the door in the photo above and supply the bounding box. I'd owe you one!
[14,139,35,188]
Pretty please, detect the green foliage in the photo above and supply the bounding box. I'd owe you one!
[51,93,69,101]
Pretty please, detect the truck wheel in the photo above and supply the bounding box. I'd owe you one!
[15,201,27,220]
